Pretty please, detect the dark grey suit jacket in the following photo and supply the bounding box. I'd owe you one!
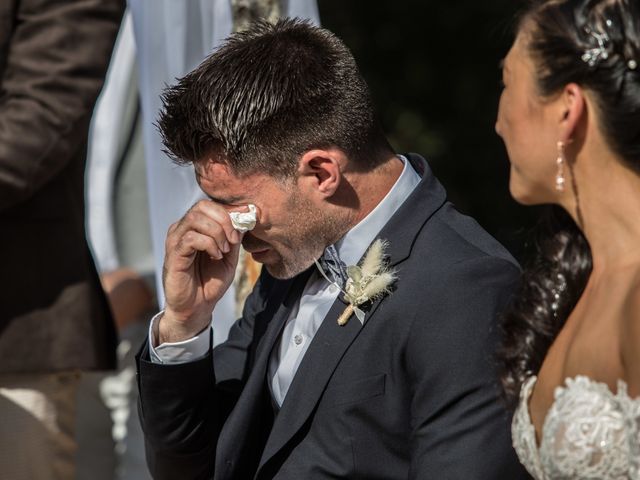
[137,154,529,479]
[0,0,123,372]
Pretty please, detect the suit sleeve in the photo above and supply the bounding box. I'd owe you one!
[136,270,275,480]
[406,256,529,479]
[0,0,123,211]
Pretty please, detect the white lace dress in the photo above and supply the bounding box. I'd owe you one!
[512,375,640,479]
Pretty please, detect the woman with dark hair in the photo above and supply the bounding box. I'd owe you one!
[495,0,640,478]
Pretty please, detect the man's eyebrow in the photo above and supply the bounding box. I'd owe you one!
[207,195,244,206]
[194,171,245,205]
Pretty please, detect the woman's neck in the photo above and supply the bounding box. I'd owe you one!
[562,148,640,274]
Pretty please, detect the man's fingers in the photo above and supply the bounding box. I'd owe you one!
[223,236,243,268]
[170,214,231,255]
[165,199,246,263]
[183,210,232,253]
[194,200,242,244]
[174,230,223,261]
[165,221,181,252]
[170,200,242,248]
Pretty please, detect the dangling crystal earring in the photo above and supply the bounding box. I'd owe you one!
[555,141,566,192]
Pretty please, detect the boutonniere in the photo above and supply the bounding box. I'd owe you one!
[315,239,397,326]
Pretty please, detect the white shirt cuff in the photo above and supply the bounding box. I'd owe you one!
[147,311,213,364]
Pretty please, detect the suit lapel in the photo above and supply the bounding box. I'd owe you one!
[256,262,402,474]
[256,291,363,473]
[377,153,446,267]
[256,155,448,473]
[215,268,313,479]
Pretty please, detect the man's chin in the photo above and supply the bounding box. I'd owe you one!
[263,260,314,280]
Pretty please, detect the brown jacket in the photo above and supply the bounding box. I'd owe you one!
[0,0,124,372]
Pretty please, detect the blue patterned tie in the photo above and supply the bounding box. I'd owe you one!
[318,244,348,287]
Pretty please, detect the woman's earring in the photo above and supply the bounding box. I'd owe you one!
[555,141,566,192]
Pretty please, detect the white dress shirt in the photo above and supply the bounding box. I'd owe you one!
[149,156,420,406]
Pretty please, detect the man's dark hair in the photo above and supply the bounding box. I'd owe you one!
[158,18,392,178]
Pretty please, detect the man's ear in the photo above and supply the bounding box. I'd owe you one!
[297,149,346,197]
[558,83,586,143]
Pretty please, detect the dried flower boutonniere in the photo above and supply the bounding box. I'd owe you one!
[315,239,397,326]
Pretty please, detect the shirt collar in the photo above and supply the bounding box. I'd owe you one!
[334,155,421,267]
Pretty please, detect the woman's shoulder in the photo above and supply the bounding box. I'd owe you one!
[620,269,640,396]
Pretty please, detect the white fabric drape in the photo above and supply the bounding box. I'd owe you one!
[86,12,137,273]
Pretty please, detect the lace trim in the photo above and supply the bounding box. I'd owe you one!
[512,375,640,480]
[513,375,547,479]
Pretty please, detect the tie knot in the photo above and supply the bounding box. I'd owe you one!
[317,244,348,287]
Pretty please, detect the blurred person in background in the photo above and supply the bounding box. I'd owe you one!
[0,0,124,478]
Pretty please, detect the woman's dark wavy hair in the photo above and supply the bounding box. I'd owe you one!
[499,0,640,407]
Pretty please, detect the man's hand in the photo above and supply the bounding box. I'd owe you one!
[159,200,244,343]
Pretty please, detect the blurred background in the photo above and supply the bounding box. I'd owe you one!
[319,0,540,258]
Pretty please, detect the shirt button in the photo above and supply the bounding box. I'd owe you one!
[294,334,303,345]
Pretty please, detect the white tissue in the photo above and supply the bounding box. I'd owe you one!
[229,204,257,232]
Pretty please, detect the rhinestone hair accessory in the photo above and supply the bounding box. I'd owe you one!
[581,27,611,67]
[550,272,567,318]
